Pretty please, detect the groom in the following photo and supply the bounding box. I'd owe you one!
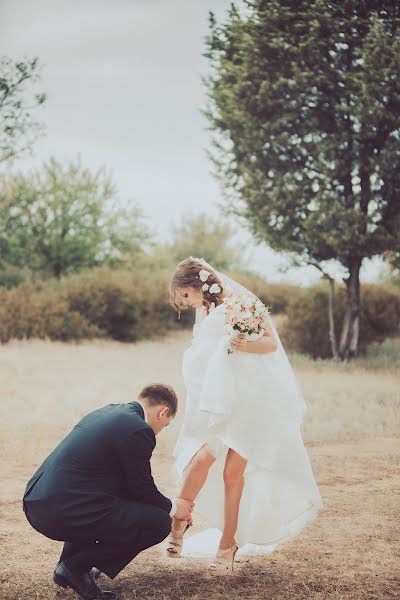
[23,383,193,600]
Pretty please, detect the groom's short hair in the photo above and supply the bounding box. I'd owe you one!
[138,383,178,416]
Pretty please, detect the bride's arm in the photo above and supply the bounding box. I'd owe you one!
[230,323,278,354]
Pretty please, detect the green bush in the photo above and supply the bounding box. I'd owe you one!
[0,264,193,344]
[59,271,143,341]
[281,283,400,358]
[0,285,42,342]
[5,264,397,355]
[38,289,102,341]
[0,266,28,289]
[0,284,98,343]
[0,261,301,344]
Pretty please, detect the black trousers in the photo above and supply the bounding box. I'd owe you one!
[25,499,171,579]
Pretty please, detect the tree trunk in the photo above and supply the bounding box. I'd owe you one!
[339,258,362,360]
[322,273,340,360]
[53,261,62,279]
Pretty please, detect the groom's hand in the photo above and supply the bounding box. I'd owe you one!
[174,498,195,520]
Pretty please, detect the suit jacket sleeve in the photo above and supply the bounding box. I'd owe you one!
[116,426,172,513]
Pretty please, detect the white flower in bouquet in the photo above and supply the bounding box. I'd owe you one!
[224,293,271,354]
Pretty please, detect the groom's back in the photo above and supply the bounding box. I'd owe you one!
[23,402,150,518]
[52,402,146,465]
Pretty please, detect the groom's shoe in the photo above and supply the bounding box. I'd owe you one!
[53,561,116,599]
[90,567,102,580]
[55,562,101,582]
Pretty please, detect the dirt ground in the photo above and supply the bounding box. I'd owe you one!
[1,332,399,600]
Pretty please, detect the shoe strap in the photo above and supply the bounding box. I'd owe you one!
[216,545,238,559]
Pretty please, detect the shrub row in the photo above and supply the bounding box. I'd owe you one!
[0,266,296,343]
[1,266,398,356]
[0,268,192,344]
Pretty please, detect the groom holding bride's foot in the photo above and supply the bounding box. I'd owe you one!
[23,384,193,600]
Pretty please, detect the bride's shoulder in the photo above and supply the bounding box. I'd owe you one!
[195,302,225,325]
[209,301,226,315]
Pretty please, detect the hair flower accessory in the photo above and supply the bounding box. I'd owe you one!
[199,269,210,282]
[202,283,209,292]
[209,283,221,294]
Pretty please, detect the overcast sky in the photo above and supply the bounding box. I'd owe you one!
[0,0,384,283]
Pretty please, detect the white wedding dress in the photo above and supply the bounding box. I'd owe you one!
[173,299,323,555]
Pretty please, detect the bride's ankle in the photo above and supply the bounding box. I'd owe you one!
[171,518,188,532]
[219,537,236,551]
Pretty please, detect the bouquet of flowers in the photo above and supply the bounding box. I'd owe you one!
[224,293,271,354]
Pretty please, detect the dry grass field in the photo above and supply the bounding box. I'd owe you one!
[1,331,399,600]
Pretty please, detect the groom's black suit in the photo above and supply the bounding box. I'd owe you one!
[23,401,172,578]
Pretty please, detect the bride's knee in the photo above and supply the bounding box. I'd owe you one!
[190,447,215,472]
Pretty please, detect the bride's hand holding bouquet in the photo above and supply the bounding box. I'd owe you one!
[225,293,273,354]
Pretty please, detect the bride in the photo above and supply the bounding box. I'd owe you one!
[167,257,323,573]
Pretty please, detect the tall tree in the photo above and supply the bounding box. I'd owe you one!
[205,0,400,359]
[0,158,149,278]
[167,212,247,272]
[0,57,46,163]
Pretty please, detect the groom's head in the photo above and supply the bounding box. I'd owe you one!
[138,383,178,434]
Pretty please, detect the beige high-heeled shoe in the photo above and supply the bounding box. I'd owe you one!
[208,545,238,574]
[165,523,190,558]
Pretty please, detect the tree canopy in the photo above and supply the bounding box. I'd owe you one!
[0,158,149,278]
[0,57,46,164]
[166,212,247,272]
[205,0,400,358]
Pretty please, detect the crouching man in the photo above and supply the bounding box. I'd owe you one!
[23,384,193,600]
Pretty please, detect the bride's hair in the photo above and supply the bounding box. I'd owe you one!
[169,257,225,318]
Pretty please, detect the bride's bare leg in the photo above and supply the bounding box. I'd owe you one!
[220,448,247,550]
[171,445,216,533]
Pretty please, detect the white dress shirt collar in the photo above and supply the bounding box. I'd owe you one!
[136,400,148,423]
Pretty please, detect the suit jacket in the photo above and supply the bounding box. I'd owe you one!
[23,401,171,539]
